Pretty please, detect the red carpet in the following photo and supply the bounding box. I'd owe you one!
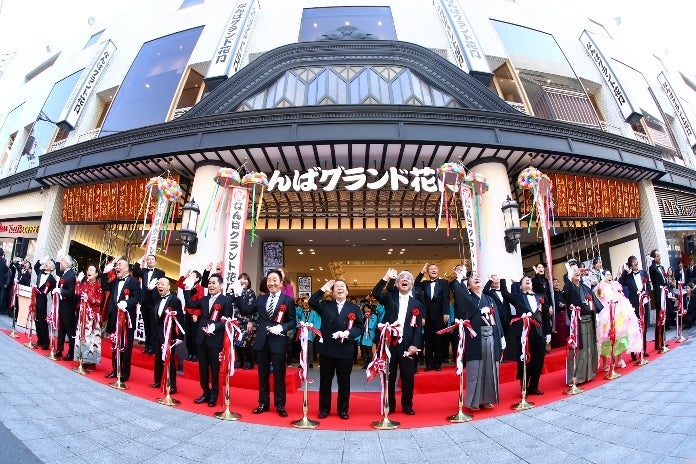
[5,329,672,430]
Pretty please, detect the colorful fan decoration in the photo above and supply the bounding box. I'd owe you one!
[140,176,183,255]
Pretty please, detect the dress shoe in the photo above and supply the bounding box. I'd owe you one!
[643,352,650,358]
[482,403,494,409]
[208,400,217,407]
[62,355,73,361]
[191,355,198,362]
[149,383,161,389]
[168,387,177,395]
[388,407,395,414]
[318,411,329,419]
[243,362,253,370]
[435,366,442,371]
[252,404,269,414]
[277,408,288,417]
[403,408,416,415]
[105,372,116,379]
[55,351,63,358]
[528,389,544,395]
[339,412,349,420]
[41,346,49,350]
[194,394,209,404]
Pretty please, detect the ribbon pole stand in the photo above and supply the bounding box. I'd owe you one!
[23,321,35,348]
[109,309,128,390]
[511,357,534,410]
[73,342,88,375]
[291,377,318,428]
[371,363,400,430]
[157,348,181,407]
[8,296,19,338]
[659,309,670,353]
[447,370,473,422]
[73,299,88,375]
[215,372,241,420]
[677,310,687,344]
[564,348,583,395]
[635,297,650,366]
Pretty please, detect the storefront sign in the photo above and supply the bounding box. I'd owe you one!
[579,31,641,125]
[57,40,117,132]
[0,221,40,238]
[522,172,640,219]
[657,72,696,148]
[434,0,492,82]
[204,0,258,90]
[655,187,696,221]
[222,186,249,291]
[61,175,179,223]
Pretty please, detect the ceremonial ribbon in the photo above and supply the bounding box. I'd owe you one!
[26,285,37,338]
[9,281,18,309]
[565,304,580,382]
[220,317,242,378]
[678,283,685,317]
[77,293,89,344]
[366,322,401,415]
[114,307,131,353]
[511,313,540,363]
[160,309,185,392]
[658,287,668,328]
[295,321,323,382]
[608,300,617,345]
[638,291,650,335]
[48,290,60,353]
[437,318,476,375]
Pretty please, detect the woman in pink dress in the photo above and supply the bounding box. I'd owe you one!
[594,270,642,370]
[277,267,295,299]
[75,264,104,365]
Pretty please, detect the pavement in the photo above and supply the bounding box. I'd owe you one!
[1,313,696,464]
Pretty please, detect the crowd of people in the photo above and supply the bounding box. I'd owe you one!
[2,248,693,420]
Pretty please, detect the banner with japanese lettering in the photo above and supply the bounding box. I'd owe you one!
[223,186,250,292]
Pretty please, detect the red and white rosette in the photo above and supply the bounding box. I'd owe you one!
[511,313,541,363]
[437,319,476,375]
[295,321,323,382]
[343,312,356,343]
[366,322,401,415]
[219,316,241,379]
[410,308,420,327]
[275,304,286,323]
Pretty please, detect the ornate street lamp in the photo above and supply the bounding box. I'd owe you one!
[501,195,522,253]
[180,198,200,254]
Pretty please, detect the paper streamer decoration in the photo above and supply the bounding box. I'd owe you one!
[141,176,183,258]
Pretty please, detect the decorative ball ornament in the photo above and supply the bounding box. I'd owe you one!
[241,172,269,186]
[146,176,183,202]
[214,168,242,188]
[517,166,550,190]
[437,162,467,179]
[464,172,489,195]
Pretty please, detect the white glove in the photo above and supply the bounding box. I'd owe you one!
[117,301,127,310]
[545,334,551,344]
[51,287,60,295]
[332,331,343,339]
[229,280,243,296]
[206,323,215,334]
[501,337,507,350]
[77,271,84,282]
[172,339,183,347]
[268,324,283,335]
[342,330,350,339]
[103,261,115,274]
[480,307,490,315]
[147,279,157,290]
[183,274,197,290]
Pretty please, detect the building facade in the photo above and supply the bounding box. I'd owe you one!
[0,0,694,297]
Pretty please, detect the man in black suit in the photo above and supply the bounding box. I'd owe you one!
[483,273,513,359]
[648,249,668,351]
[308,279,363,420]
[133,255,165,355]
[500,275,550,395]
[414,263,449,371]
[150,277,184,394]
[33,258,57,349]
[235,269,296,417]
[183,273,232,407]
[619,255,650,358]
[102,258,142,382]
[371,268,423,415]
[54,255,78,361]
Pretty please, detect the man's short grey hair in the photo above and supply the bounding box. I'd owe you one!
[397,271,414,282]
[63,255,73,266]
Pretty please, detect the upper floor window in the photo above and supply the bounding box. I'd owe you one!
[299,7,396,42]
[84,30,105,49]
[179,0,204,9]
[99,27,204,136]
[25,53,60,83]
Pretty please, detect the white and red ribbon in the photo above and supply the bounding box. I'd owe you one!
[220,316,242,379]
[160,308,185,392]
[26,285,37,339]
[295,321,323,383]
[511,313,540,363]
[366,322,401,415]
[437,319,476,375]
[48,290,59,353]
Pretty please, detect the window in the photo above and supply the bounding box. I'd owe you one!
[84,30,104,49]
[99,27,204,136]
[179,0,204,9]
[0,104,23,177]
[299,7,396,42]
[13,70,82,174]
[25,53,60,83]
[491,20,600,127]
[170,67,206,120]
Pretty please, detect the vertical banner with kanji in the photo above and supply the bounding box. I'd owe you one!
[223,186,250,292]
[460,184,479,276]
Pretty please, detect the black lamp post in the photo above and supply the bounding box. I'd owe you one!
[180,198,200,254]
[501,195,522,253]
